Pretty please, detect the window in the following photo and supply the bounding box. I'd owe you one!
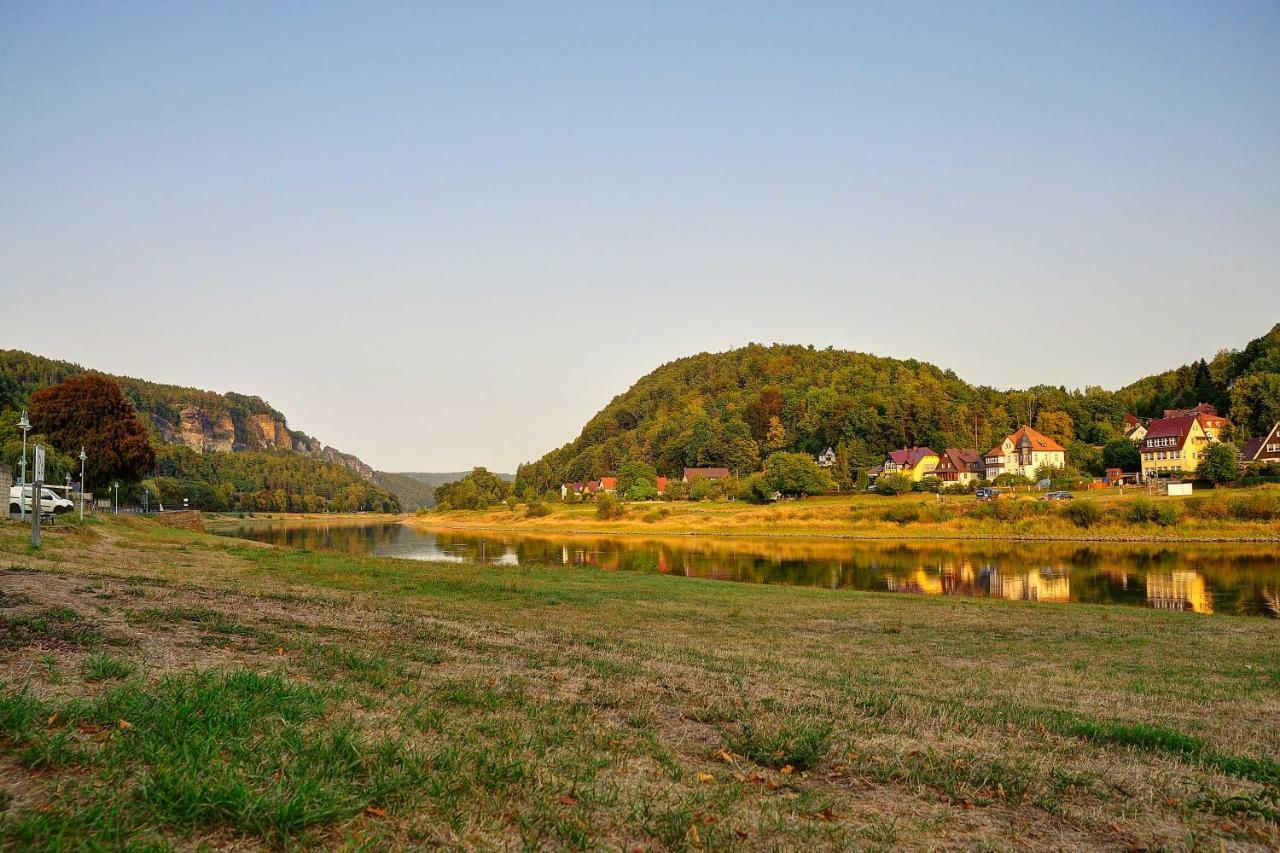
[1267,444,1280,454]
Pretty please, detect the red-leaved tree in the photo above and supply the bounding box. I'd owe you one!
[29,375,156,488]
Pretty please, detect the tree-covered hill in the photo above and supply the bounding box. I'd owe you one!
[374,471,516,510]
[0,350,397,513]
[515,323,1280,495]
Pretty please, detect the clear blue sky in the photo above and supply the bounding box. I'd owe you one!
[2,2,1277,472]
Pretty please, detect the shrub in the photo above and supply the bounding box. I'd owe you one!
[525,502,552,519]
[875,474,913,496]
[1062,500,1102,528]
[882,504,920,525]
[992,498,1025,522]
[641,507,670,523]
[1151,503,1181,527]
[595,493,625,520]
[1126,498,1157,524]
[624,481,660,501]
[662,481,690,501]
[915,476,941,494]
[688,479,715,501]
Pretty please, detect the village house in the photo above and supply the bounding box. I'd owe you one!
[1241,422,1280,467]
[983,426,1065,480]
[559,481,584,500]
[682,467,730,483]
[1163,403,1230,441]
[932,448,985,486]
[879,447,938,482]
[816,447,837,468]
[1139,415,1213,478]
[1123,414,1148,442]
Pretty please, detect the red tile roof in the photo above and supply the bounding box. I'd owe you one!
[1141,416,1201,452]
[988,426,1065,457]
[683,467,730,481]
[600,477,617,490]
[1164,403,1218,419]
[656,476,668,492]
[886,447,936,468]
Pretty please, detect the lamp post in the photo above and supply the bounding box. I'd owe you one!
[113,482,119,515]
[78,449,87,521]
[17,411,31,520]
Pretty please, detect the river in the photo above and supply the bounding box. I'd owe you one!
[212,521,1280,617]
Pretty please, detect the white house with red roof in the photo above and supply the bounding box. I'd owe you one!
[984,426,1065,480]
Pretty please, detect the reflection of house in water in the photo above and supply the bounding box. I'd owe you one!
[885,560,983,598]
[988,568,1070,603]
[885,569,944,596]
[1146,570,1213,614]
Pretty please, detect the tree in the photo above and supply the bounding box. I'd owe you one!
[1229,373,1280,437]
[615,460,658,497]
[762,452,832,497]
[875,473,913,496]
[433,467,510,510]
[1197,443,1239,485]
[1036,410,1075,444]
[28,374,155,489]
[1101,439,1141,472]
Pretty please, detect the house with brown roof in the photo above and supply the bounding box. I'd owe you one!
[1139,415,1212,478]
[984,426,1065,480]
[1241,422,1280,467]
[879,447,939,482]
[682,467,730,483]
[933,448,985,485]
[1163,403,1230,441]
[1123,414,1148,443]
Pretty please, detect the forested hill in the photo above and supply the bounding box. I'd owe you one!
[0,349,371,476]
[373,471,516,510]
[514,323,1280,494]
[0,350,397,513]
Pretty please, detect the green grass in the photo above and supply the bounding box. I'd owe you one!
[0,517,1277,848]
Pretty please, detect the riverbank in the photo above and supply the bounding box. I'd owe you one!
[1,515,1277,848]
[418,489,1280,543]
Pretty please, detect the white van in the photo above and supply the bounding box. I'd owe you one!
[9,485,75,515]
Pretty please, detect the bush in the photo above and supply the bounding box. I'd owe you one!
[1062,500,1102,528]
[1126,498,1157,524]
[915,476,941,494]
[882,504,921,525]
[875,474,913,496]
[525,502,552,519]
[641,507,670,523]
[1151,503,1181,527]
[595,493,625,520]
[624,481,660,501]
[662,481,690,501]
[688,479,715,501]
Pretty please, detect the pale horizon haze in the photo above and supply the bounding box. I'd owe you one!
[2,2,1278,472]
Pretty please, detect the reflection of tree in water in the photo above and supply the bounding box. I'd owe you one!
[223,524,1280,617]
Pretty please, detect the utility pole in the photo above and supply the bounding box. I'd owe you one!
[30,445,44,548]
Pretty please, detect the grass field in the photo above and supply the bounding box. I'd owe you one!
[0,515,1277,849]
[421,488,1280,542]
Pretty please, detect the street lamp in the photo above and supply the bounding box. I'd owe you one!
[17,411,31,521]
[113,482,119,515]
[78,448,87,521]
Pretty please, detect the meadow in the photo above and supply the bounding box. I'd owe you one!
[421,487,1280,542]
[0,515,1276,849]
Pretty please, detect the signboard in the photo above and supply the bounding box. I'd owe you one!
[1168,483,1193,497]
[33,445,45,482]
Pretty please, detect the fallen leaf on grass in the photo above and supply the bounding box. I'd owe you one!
[812,807,838,822]
[364,806,388,818]
[697,772,714,784]
[716,749,737,762]
[77,724,106,735]
[558,795,577,806]
[117,719,134,731]
[46,713,59,726]
[734,828,749,839]
[780,765,794,775]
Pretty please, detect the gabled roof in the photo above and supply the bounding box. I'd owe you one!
[936,448,983,472]
[1242,438,1265,461]
[656,476,668,492]
[1164,403,1218,419]
[684,467,730,481]
[886,447,936,468]
[987,426,1065,458]
[600,477,617,490]
[1141,416,1202,452]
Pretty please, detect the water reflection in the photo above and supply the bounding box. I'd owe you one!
[213,521,1280,618]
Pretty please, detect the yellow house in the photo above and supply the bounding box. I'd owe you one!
[880,447,939,482]
[1139,415,1211,478]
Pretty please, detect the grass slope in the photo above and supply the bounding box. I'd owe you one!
[0,516,1276,849]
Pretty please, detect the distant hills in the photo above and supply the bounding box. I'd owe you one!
[0,350,395,512]
[514,323,1280,494]
[374,471,515,510]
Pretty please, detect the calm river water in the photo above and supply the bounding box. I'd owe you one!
[213,521,1280,618]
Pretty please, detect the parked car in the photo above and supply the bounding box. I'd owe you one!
[1041,490,1074,501]
[9,485,74,515]
[975,487,998,501]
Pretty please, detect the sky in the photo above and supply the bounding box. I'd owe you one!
[2,2,1278,473]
